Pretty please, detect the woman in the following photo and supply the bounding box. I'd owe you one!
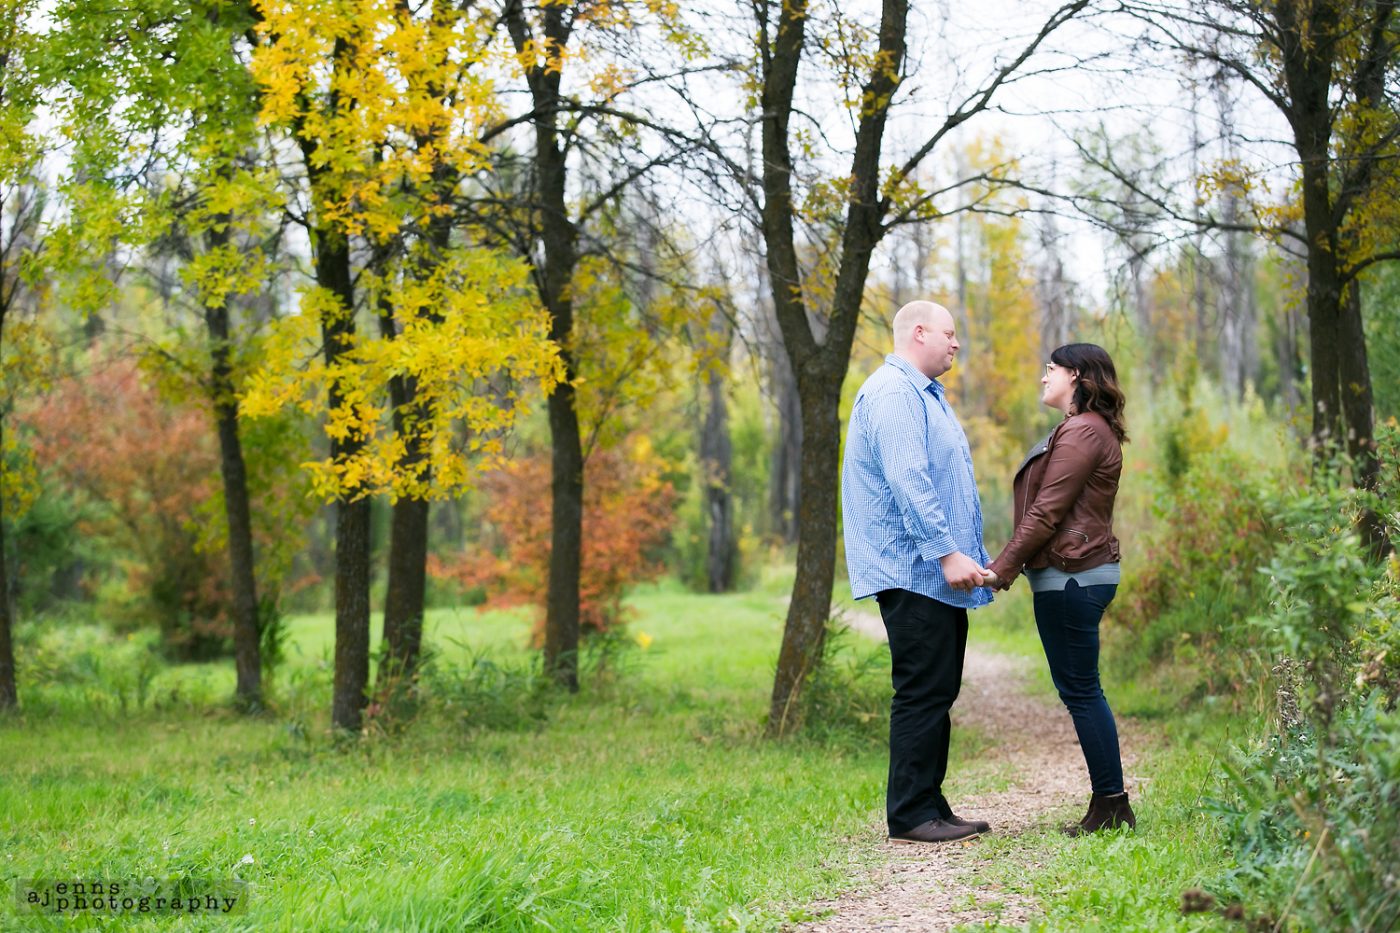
[984,343,1134,835]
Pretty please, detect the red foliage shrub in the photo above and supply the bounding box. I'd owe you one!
[430,440,678,642]
[22,358,233,659]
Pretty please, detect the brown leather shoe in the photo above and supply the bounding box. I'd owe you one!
[1063,792,1136,836]
[889,818,982,844]
[946,813,991,833]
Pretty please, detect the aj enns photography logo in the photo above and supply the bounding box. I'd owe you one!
[16,878,248,916]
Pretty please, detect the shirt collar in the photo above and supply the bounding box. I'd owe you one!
[885,353,944,397]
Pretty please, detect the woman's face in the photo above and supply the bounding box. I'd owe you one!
[1041,361,1077,413]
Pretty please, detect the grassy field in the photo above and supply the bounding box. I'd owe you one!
[2,576,1244,931]
[4,576,892,931]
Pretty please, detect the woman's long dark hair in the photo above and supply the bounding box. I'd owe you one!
[1051,343,1128,443]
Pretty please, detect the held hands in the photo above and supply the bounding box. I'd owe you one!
[940,552,997,592]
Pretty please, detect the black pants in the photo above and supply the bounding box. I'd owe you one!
[876,588,968,835]
[1033,579,1124,795]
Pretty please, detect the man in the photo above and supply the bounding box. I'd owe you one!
[842,300,993,844]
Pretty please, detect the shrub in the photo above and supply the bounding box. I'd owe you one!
[1114,442,1279,685]
[430,436,679,642]
[23,359,233,659]
[20,357,310,660]
[1209,448,1400,932]
[795,616,891,749]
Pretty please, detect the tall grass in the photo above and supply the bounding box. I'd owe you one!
[2,581,912,931]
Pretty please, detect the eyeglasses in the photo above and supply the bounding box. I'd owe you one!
[1044,362,1056,376]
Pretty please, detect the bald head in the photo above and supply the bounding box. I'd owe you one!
[892,300,959,378]
[893,301,952,352]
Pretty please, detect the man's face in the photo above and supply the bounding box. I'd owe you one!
[918,313,960,378]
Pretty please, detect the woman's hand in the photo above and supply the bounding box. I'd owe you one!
[980,568,1002,590]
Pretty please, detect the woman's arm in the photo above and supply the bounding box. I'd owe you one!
[988,419,1098,587]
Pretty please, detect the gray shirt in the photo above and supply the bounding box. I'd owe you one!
[1023,562,1121,593]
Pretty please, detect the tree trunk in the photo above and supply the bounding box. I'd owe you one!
[505,1,584,690]
[0,413,16,710]
[1301,174,1345,447]
[1275,0,1345,445]
[544,378,583,689]
[1340,282,1389,558]
[1128,242,1157,389]
[762,0,908,736]
[330,491,371,731]
[767,369,842,734]
[322,231,371,732]
[324,238,371,733]
[768,346,801,544]
[376,287,430,687]
[205,297,263,710]
[287,35,371,733]
[376,2,470,686]
[700,312,736,592]
[381,496,428,682]
[1219,225,1255,402]
[1276,0,1388,555]
[1036,211,1074,358]
[537,163,584,690]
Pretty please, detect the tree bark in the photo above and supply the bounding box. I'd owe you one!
[545,379,584,689]
[1271,0,1389,555]
[376,0,474,687]
[381,495,428,682]
[700,312,736,593]
[505,0,584,691]
[767,345,801,544]
[762,0,908,736]
[321,226,371,732]
[1340,282,1388,557]
[767,368,843,734]
[1275,0,1345,444]
[0,411,16,710]
[294,35,371,732]
[204,290,263,710]
[377,291,429,686]
[1035,212,1074,358]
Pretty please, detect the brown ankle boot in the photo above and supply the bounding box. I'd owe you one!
[1063,792,1136,836]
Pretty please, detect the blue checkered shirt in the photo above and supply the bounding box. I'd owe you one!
[842,354,992,608]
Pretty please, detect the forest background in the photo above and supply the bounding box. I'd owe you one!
[1,0,1398,929]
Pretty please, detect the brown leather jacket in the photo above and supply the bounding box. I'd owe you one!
[989,411,1122,587]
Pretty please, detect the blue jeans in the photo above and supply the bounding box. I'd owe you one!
[1033,579,1124,795]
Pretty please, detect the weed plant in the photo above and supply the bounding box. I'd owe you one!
[1204,442,1400,932]
[794,616,891,752]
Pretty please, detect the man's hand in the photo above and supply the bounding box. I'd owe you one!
[940,551,988,592]
[981,568,1002,590]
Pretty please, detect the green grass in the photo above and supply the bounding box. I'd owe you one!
[946,594,1247,933]
[954,710,1242,933]
[3,577,1253,931]
[2,580,901,931]
[835,577,1246,932]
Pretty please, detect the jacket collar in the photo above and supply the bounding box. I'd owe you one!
[1016,427,1057,476]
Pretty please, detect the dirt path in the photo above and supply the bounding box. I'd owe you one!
[792,607,1142,931]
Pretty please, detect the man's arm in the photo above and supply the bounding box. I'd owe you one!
[869,386,986,589]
